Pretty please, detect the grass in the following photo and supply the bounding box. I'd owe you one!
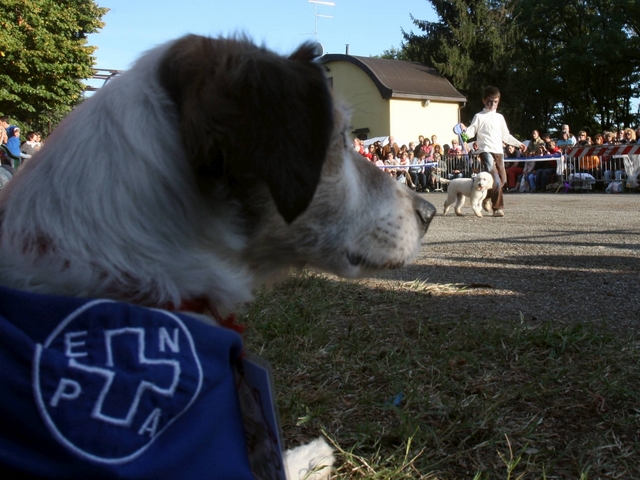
[241,272,640,479]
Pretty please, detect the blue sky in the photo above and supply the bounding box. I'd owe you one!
[87,1,437,75]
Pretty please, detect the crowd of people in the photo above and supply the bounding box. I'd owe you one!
[354,123,640,196]
[503,125,640,193]
[0,116,42,179]
[3,107,639,200]
[353,134,459,193]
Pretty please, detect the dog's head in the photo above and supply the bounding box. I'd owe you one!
[156,35,435,279]
[0,35,435,309]
[475,172,494,191]
[157,35,333,224]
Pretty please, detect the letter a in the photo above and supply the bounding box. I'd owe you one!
[138,408,162,438]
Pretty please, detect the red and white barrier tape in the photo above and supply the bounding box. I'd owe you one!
[565,144,640,158]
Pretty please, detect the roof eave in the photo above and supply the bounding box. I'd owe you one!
[321,55,393,99]
[390,92,467,103]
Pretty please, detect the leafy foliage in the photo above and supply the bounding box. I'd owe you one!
[378,46,411,61]
[0,0,107,131]
[400,0,640,137]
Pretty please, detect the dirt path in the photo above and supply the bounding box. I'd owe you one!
[372,192,640,329]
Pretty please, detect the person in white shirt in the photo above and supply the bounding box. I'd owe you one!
[460,86,526,217]
[561,124,577,146]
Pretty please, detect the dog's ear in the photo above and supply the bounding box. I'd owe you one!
[159,36,334,223]
[485,172,494,189]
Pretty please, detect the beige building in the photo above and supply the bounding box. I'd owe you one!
[320,54,466,147]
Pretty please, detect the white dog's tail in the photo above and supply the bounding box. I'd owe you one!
[284,437,335,479]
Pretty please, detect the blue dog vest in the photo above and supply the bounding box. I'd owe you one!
[0,285,253,479]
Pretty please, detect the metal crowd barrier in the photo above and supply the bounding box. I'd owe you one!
[375,146,640,193]
[563,144,640,192]
[377,154,482,192]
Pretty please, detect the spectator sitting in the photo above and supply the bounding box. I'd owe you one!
[603,132,625,185]
[504,144,523,191]
[621,128,636,144]
[353,138,363,154]
[577,132,601,188]
[4,126,23,169]
[428,147,447,189]
[561,124,577,146]
[396,151,414,187]
[21,131,40,157]
[432,144,443,163]
[603,130,617,145]
[382,136,400,159]
[414,135,426,157]
[448,138,462,154]
[431,135,441,153]
[556,131,573,150]
[383,151,398,178]
[0,129,16,176]
[468,141,480,154]
[604,129,637,189]
[5,126,21,158]
[0,115,11,134]
[422,138,433,158]
[363,143,375,160]
[447,150,468,180]
[518,150,537,192]
[526,129,545,156]
[575,130,590,150]
[0,127,7,148]
[526,151,544,191]
[534,145,557,192]
[408,151,428,192]
[373,140,384,159]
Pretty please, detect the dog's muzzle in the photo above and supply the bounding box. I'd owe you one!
[415,196,436,233]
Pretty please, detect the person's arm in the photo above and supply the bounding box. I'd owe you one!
[500,117,525,152]
[462,115,479,139]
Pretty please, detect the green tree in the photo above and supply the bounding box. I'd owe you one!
[401,0,640,136]
[402,0,520,125]
[0,0,107,131]
[378,46,410,60]
[511,0,640,135]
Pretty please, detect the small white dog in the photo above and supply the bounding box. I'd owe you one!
[443,172,494,217]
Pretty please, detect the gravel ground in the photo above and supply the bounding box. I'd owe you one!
[373,192,640,330]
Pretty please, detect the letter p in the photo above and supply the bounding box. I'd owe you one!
[50,378,82,407]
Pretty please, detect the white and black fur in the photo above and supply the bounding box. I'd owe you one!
[0,35,435,478]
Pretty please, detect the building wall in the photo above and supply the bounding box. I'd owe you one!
[324,61,389,138]
[389,98,461,148]
[324,59,462,147]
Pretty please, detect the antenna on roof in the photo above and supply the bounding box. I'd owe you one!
[307,0,334,42]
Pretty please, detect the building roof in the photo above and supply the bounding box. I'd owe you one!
[320,54,467,104]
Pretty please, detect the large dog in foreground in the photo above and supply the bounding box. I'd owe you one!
[443,172,494,217]
[0,35,435,479]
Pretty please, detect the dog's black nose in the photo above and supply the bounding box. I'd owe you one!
[415,196,436,232]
